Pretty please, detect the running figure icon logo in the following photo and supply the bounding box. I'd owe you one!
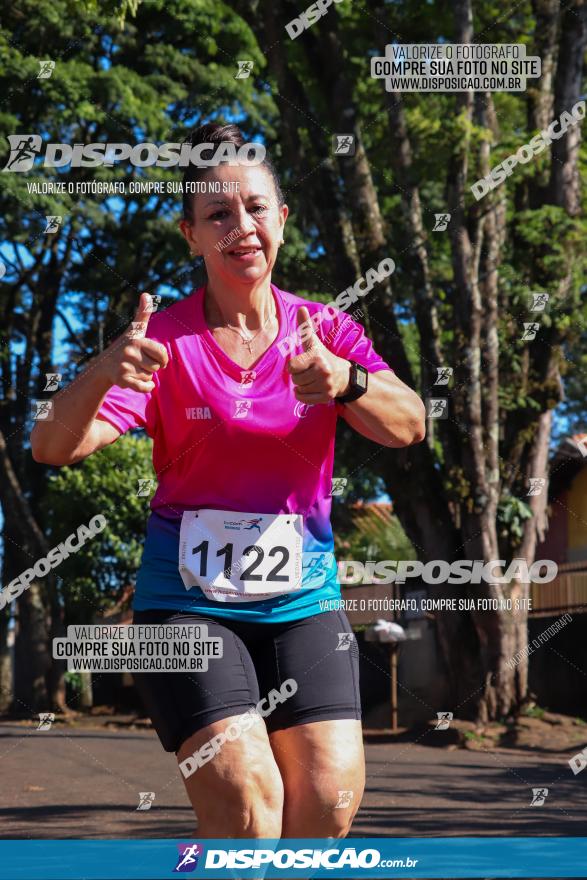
[136,791,156,811]
[434,711,453,730]
[233,399,252,419]
[2,135,42,172]
[43,373,62,391]
[304,552,332,580]
[32,400,54,421]
[240,369,256,389]
[174,843,204,873]
[335,790,354,808]
[530,788,548,806]
[37,60,55,79]
[242,518,262,534]
[37,713,55,731]
[432,213,451,231]
[332,134,356,156]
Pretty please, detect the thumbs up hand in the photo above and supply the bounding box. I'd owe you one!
[286,306,351,404]
[102,293,169,393]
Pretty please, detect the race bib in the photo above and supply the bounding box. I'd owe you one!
[179,509,304,602]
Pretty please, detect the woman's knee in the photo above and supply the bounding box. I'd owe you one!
[224,759,284,836]
[285,757,365,838]
[178,718,284,837]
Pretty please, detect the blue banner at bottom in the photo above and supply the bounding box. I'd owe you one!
[1,837,587,879]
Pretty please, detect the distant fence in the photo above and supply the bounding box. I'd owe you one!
[530,561,587,618]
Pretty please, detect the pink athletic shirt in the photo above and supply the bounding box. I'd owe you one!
[97,283,393,621]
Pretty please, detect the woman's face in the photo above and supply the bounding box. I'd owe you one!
[179,163,288,289]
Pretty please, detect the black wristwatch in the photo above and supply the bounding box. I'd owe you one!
[336,361,369,404]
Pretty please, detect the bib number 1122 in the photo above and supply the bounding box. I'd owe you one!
[191,540,290,582]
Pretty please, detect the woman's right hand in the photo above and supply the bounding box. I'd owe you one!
[101,292,169,393]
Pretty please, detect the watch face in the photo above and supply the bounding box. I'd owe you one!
[355,365,368,388]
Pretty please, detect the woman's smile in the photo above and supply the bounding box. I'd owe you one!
[226,245,263,261]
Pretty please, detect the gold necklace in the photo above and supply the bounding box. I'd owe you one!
[219,308,277,354]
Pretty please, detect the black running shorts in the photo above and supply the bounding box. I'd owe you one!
[131,608,361,754]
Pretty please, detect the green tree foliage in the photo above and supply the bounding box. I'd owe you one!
[40,435,153,620]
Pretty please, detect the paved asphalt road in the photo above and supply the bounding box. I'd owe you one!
[1,722,586,839]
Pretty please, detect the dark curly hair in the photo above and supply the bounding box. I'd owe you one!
[181,122,284,222]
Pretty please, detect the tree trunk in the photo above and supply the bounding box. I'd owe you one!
[78,672,94,710]
[13,583,51,714]
[0,609,13,714]
[0,428,53,711]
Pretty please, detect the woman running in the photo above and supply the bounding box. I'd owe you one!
[31,123,425,839]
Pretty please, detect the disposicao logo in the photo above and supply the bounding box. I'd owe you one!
[2,135,266,172]
[174,843,204,873]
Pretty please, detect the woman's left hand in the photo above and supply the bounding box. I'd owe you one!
[286,307,351,404]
